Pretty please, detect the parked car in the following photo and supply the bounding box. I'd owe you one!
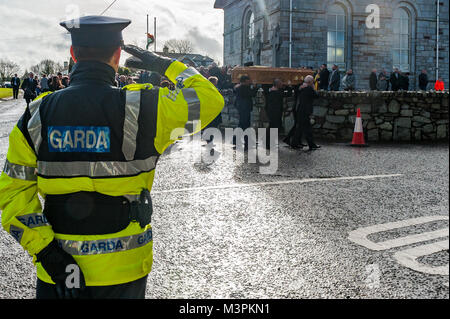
[2,82,12,88]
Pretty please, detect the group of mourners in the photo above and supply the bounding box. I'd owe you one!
[13,72,69,107]
[233,75,320,152]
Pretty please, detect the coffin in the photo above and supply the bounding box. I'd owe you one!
[231,66,314,85]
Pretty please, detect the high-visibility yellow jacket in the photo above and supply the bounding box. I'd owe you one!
[0,60,224,286]
[314,73,320,91]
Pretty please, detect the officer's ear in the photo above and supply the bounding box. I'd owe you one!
[70,46,77,63]
[111,47,121,65]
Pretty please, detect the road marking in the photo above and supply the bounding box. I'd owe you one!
[349,216,449,280]
[393,240,449,276]
[152,174,403,194]
[348,215,449,251]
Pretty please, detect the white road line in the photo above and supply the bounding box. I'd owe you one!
[394,240,449,276]
[348,215,449,251]
[152,173,403,194]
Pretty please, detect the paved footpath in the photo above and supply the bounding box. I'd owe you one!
[0,97,448,298]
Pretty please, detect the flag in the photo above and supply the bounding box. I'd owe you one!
[146,33,155,50]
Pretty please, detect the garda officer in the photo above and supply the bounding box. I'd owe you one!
[0,16,224,299]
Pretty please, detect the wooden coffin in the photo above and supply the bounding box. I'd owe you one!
[231,66,314,85]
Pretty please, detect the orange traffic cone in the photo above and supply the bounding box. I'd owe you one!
[350,108,368,147]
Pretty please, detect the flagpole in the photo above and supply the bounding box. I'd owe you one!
[154,17,157,52]
[147,14,149,50]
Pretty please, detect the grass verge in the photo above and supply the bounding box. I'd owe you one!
[0,88,13,99]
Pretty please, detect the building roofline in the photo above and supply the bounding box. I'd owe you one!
[214,0,238,9]
[214,0,225,9]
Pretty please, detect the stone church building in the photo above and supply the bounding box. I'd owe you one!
[214,0,449,90]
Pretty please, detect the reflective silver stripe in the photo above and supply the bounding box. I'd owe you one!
[123,194,141,202]
[176,67,199,82]
[28,98,42,115]
[182,88,201,133]
[3,159,37,181]
[9,225,24,243]
[37,156,158,178]
[27,98,44,154]
[17,213,49,228]
[122,90,141,161]
[57,228,153,256]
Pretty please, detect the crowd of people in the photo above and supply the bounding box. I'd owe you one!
[131,63,235,91]
[230,63,446,152]
[312,64,445,92]
[13,62,235,107]
[13,61,446,151]
[197,64,234,90]
[15,62,445,105]
[17,72,70,106]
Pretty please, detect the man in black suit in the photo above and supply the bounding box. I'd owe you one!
[292,75,320,151]
[10,74,21,99]
[233,75,258,150]
[328,64,340,91]
[318,64,330,90]
[264,78,292,149]
[399,72,410,91]
[390,68,401,91]
[20,72,38,107]
[418,69,428,91]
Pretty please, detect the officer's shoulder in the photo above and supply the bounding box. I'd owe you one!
[33,91,54,102]
[121,83,160,109]
[122,83,156,92]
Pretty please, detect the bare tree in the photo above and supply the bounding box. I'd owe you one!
[31,59,64,76]
[0,59,20,81]
[163,39,195,54]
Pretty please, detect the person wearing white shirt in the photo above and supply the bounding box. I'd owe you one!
[40,74,50,93]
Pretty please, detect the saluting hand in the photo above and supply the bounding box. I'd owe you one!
[123,44,173,75]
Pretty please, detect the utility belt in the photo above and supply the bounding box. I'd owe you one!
[43,190,152,235]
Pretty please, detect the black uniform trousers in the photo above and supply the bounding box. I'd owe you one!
[36,275,148,299]
[24,94,36,107]
[283,109,297,146]
[12,86,19,99]
[293,112,315,148]
[266,107,283,148]
[233,105,252,148]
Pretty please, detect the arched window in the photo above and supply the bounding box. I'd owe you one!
[244,10,255,48]
[392,8,410,72]
[327,4,346,68]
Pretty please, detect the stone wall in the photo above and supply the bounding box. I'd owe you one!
[220,89,268,129]
[219,90,449,142]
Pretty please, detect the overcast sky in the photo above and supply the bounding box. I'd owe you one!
[0,0,224,72]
